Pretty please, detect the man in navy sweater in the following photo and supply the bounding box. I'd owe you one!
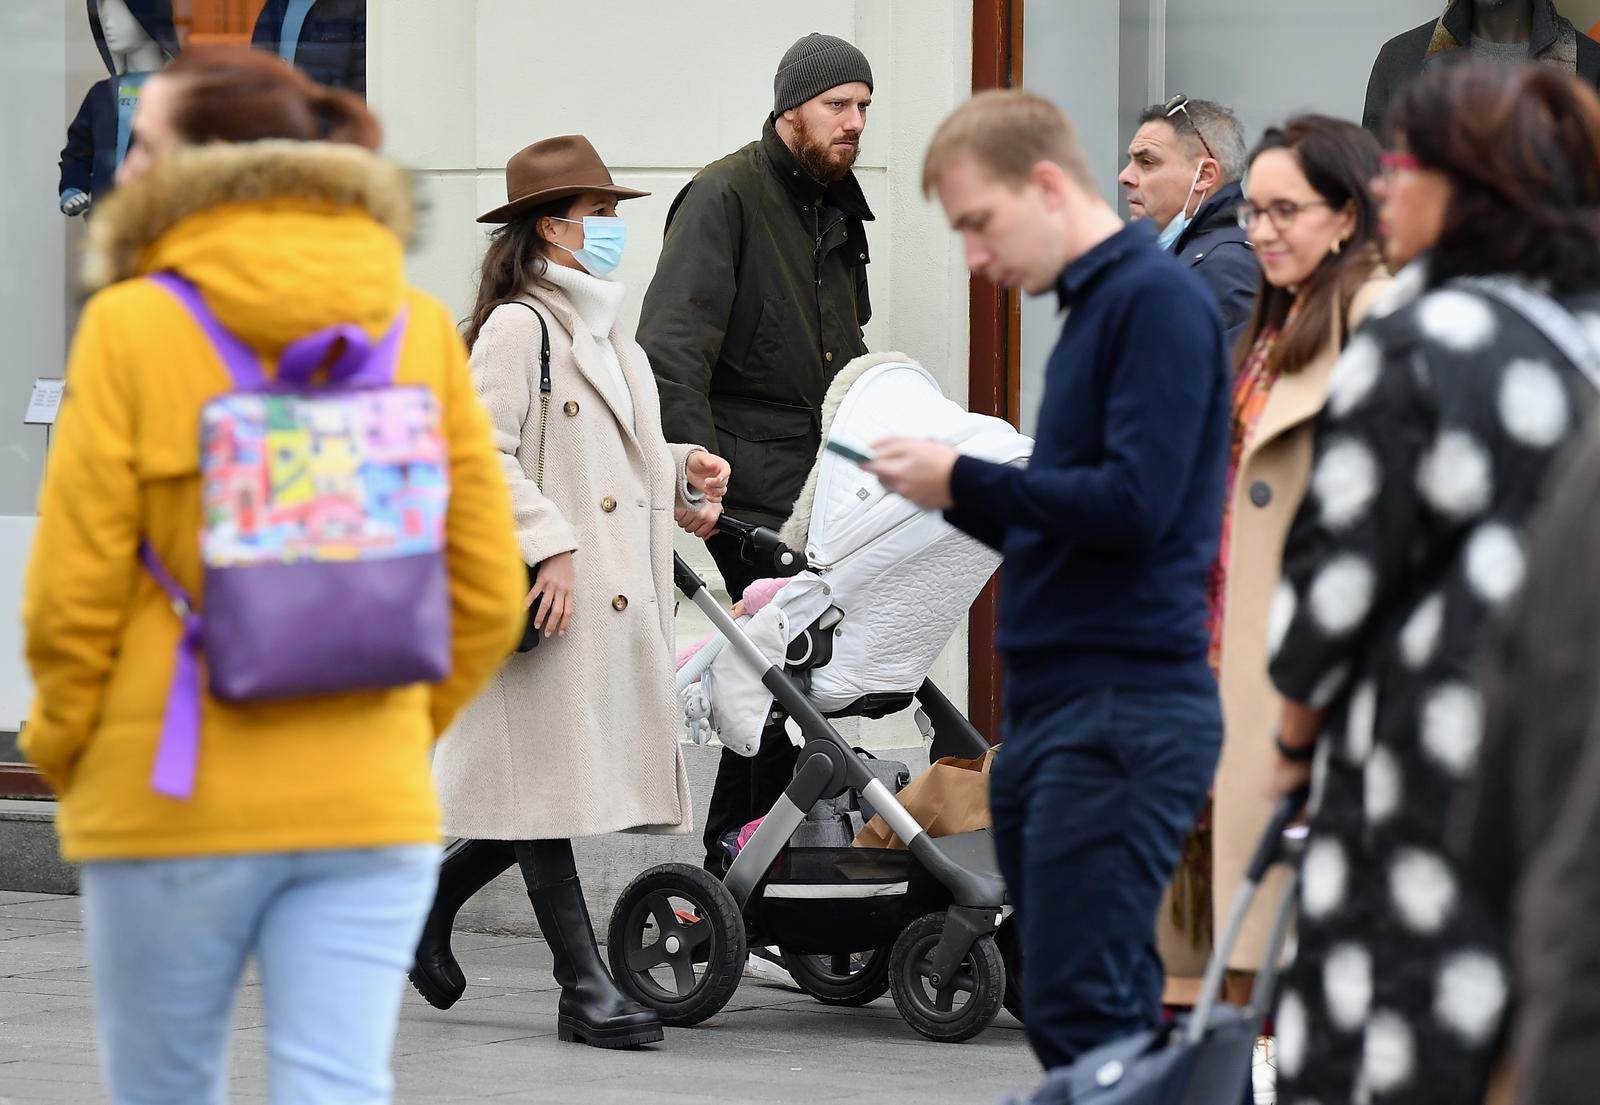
[868,90,1228,1070]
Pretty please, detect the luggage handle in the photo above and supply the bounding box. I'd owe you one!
[1246,784,1309,882]
[1185,785,1309,1045]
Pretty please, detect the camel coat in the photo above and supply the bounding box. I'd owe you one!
[432,276,700,840]
[1160,269,1391,996]
[1211,269,1391,970]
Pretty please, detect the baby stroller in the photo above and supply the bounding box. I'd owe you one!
[606,354,1033,1043]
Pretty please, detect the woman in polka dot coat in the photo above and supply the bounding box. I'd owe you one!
[1266,63,1600,1105]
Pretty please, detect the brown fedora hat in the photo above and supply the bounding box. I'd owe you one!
[477,135,650,224]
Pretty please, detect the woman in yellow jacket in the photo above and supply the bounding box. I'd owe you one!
[21,47,524,1105]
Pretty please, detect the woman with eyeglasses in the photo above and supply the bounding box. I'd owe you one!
[1198,114,1388,1013]
[1267,62,1600,1105]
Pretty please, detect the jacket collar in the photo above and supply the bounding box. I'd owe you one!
[525,281,646,452]
[1173,180,1247,255]
[1245,268,1394,461]
[1056,220,1157,311]
[1434,0,1566,59]
[760,115,875,221]
[83,139,415,291]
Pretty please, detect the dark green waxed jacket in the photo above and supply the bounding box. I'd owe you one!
[638,116,872,527]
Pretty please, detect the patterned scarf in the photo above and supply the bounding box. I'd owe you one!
[1176,306,1297,957]
[1207,306,1296,669]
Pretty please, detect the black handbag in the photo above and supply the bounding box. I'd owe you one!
[512,300,553,654]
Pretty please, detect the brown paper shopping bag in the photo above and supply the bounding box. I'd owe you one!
[852,747,997,850]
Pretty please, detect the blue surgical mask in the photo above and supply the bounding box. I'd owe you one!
[552,215,626,278]
[1156,162,1210,251]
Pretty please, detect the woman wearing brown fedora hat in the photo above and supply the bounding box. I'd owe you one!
[409,135,731,1050]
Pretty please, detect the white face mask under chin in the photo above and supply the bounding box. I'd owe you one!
[1157,162,1210,251]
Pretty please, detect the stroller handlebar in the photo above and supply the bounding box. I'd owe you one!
[715,515,810,578]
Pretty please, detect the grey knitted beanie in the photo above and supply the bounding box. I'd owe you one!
[773,33,874,114]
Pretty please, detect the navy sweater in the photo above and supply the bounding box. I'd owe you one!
[947,221,1228,705]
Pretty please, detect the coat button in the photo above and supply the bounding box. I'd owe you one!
[612,595,628,612]
[1249,480,1272,508]
[563,400,580,416]
[825,351,834,363]
[601,496,617,513]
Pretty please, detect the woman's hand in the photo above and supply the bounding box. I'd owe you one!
[676,501,723,540]
[1271,699,1323,798]
[1271,747,1314,800]
[527,551,575,638]
[686,450,731,502]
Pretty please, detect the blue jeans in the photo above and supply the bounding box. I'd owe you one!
[990,684,1221,1070]
[80,845,439,1105]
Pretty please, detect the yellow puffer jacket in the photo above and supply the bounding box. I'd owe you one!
[21,140,526,862]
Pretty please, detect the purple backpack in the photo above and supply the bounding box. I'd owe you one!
[143,273,452,799]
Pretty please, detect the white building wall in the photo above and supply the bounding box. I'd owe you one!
[0,2,105,727]
[368,0,975,746]
[0,1,973,741]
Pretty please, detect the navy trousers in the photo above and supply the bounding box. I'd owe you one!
[990,683,1222,1071]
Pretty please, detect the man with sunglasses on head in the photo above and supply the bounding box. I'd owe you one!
[1119,96,1257,339]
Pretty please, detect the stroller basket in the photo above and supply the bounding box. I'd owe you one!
[750,847,934,956]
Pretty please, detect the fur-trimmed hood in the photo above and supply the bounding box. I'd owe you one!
[83,140,418,352]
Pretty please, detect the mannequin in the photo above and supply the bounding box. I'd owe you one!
[58,0,179,216]
[251,0,367,96]
[1363,0,1600,133]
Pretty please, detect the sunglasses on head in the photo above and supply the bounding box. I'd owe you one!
[1163,94,1219,165]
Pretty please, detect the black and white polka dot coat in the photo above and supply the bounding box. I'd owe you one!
[1265,265,1600,1105]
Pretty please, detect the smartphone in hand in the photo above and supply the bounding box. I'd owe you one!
[824,438,876,465]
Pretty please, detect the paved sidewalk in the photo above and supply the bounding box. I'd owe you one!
[0,891,1039,1104]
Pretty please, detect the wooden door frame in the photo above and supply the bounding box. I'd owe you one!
[967,0,1023,742]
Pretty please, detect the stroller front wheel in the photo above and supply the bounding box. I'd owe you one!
[607,863,747,1027]
[888,911,1006,1043]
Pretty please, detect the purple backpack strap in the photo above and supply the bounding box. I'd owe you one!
[139,541,203,800]
[148,272,268,390]
[151,271,407,390]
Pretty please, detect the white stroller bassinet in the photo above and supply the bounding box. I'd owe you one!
[680,352,1033,755]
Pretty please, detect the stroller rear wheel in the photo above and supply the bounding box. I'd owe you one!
[607,864,746,1027]
[888,911,1005,1043]
[781,945,892,1007]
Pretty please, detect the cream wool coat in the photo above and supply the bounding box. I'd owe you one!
[432,269,700,840]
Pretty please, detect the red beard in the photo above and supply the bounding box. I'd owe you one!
[792,113,861,184]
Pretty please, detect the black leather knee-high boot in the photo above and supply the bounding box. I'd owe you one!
[409,839,516,1010]
[515,839,664,1049]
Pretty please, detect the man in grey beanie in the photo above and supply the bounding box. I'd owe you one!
[639,32,875,875]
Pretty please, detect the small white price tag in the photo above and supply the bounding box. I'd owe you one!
[24,379,65,426]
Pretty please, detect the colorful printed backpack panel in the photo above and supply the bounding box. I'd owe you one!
[200,389,447,567]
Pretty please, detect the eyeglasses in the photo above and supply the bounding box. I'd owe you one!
[1379,150,1424,176]
[1163,94,1218,165]
[1235,198,1331,232]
